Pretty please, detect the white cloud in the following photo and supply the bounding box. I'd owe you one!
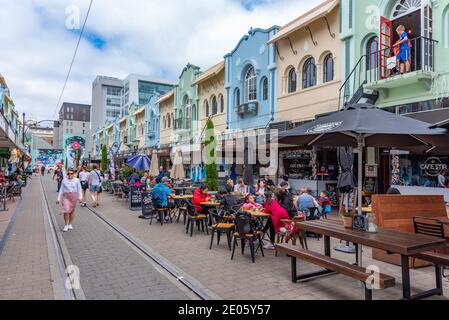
[0,0,322,121]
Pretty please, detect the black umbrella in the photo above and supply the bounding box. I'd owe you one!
[277,103,448,217]
[337,147,355,192]
[277,103,448,265]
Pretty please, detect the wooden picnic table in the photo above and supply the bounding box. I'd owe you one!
[295,219,448,300]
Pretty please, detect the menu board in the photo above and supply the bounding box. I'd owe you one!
[129,186,144,211]
[141,192,154,217]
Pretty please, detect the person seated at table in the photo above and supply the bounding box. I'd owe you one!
[277,182,297,218]
[262,191,289,250]
[217,187,238,210]
[255,180,267,205]
[264,175,275,188]
[225,177,234,194]
[242,195,263,211]
[140,171,149,186]
[192,184,212,213]
[129,169,141,186]
[233,178,249,195]
[278,175,290,190]
[151,177,173,222]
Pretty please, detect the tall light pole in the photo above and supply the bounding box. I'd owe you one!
[22,112,25,171]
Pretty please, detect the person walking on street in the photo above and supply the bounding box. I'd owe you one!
[41,165,45,176]
[78,165,90,206]
[56,167,82,232]
[88,164,103,207]
[53,166,64,192]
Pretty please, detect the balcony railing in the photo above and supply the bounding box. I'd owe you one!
[237,101,258,118]
[339,36,438,109]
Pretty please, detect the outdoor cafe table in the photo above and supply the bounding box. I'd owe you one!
[295,219,448,300]
[171,195,193,200]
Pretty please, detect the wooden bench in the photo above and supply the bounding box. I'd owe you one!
[276,243,395,300]
[371,195,449,268]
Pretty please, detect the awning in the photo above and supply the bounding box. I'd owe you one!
[267,0,338,44]
[404,108,449,128]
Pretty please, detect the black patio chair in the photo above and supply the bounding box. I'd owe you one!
[185,202,208,237]
[231,215,264,263]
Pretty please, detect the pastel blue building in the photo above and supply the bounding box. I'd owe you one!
[224,26,279,131]
[145,92,161,149]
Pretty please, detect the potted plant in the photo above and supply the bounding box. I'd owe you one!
[340,209,353,229]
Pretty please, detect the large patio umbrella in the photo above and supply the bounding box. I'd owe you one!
[149,150,159,176]
[278,103,448,265]
[170,148,185,180]
[127,154,151,171]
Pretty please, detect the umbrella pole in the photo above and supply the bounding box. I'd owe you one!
[357,135,364,270]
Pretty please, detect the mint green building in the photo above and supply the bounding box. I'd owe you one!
[340,0,449,189]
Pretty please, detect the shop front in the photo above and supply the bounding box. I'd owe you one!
[388,151,449,201]
[280,147,339,206]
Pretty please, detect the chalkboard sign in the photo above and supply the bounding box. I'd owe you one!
[353,214,367,231]
[129,186,144,211]
[141,192,154,217]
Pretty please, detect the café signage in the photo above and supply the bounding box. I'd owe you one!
[420,157,448,177]
[306,121,343,134]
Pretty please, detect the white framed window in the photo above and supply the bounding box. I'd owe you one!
[288,68,297,93]
[245,66,257,102]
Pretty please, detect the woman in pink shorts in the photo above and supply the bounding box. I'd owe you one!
[56,168,83,232]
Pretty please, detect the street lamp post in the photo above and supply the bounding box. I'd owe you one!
[22,112,25,171]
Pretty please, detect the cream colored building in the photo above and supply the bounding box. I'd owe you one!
[192,61,226,140]
[119,117,127,153]
[158,90,175,148]
[106,124,114,150]
[269,0,341,123]
[134,106,146,151]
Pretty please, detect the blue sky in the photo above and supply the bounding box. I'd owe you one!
[0,0,322,121]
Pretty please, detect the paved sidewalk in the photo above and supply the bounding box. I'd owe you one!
[42,176,193,300]
[0,178,54,300]
[91,188,449,300]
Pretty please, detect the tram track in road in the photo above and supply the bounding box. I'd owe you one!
[83,204,211,300]
[39,177,79,300]
[41,176,212,300]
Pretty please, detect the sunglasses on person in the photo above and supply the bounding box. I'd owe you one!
[68,172,75,175]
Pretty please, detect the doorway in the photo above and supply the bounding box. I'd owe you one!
[392,9,422,71]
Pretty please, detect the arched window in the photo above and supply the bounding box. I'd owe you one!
[234,88,240,107]
[391,0,422,18]
[288,68,296,93]
[178,110,183,129]
[211,96,218,115]
[185,107,191,130]
[163,116,166,129]
[167,114,170,128]
[219,95,224,113]
[245,66,257,102]
[302,58,316,89]
[192,104,197,121]
[204,100,209,118]
[323,54,334,83]
[366,36,379,70]
[183,95,189,106]
[261,77,268,101]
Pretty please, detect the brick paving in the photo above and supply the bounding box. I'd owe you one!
[90,187,449,300]
[0,178,54,300]
[42,176,193,300]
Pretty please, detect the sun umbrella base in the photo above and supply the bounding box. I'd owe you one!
[334,243,356,254]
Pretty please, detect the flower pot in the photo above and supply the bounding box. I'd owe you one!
[342,216,353,229]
